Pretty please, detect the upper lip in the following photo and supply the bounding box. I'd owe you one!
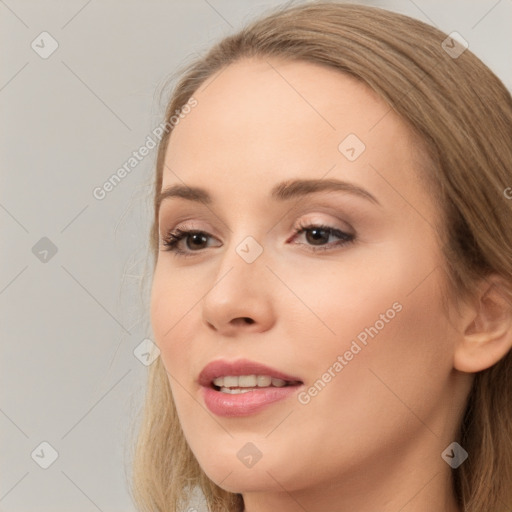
[198,358,303,387]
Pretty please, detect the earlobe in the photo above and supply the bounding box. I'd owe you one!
[453,275,512,373]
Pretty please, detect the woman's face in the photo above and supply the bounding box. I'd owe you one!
[151,58,468,506]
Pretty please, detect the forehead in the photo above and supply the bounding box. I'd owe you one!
[162,57,431,215]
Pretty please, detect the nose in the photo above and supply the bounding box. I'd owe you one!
[201,241,276,336]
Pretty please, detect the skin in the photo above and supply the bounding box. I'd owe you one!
[150,57,495,511]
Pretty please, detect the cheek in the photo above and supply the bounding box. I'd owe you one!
[150,267,208,435]
[283,243,453,425]
[150,264,201,373]
[293,262,453,444]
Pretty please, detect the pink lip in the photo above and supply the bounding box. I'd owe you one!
[198,358,304,417]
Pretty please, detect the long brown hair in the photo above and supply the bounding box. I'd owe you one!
[129,2,512,511]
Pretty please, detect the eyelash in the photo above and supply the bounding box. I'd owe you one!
[160,221,355,258]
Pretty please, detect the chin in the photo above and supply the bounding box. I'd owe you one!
[210,469,284,494]
[194,452,289,493]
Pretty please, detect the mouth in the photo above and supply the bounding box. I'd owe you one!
[198,358,304,390]
[198,359,304,416]
[210,374,303,394]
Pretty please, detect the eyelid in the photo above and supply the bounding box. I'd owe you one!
[289,211,354,234]
[160,219,216,237]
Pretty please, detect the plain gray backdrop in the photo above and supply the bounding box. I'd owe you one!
[1,1,511,511]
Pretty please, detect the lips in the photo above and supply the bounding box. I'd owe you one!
[197,359,304,417]
[198,358,303,388]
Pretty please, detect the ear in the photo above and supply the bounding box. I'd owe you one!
[453,274,512,373]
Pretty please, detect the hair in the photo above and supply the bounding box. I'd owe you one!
[129,2,512,511]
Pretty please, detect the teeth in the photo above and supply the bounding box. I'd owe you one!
[212,375,291,389]
[213,377,224,387]
[239,375,257,387]
[223,376,239,388]
[257,375,271,387]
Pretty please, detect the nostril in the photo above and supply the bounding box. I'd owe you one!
[230,317,256,327]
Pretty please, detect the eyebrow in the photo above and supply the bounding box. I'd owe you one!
[156,178,381,212]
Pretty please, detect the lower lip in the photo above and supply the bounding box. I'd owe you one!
[202,385,302,417]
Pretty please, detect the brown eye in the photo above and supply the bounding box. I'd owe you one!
[186,232,209,250]
[305,227,331,245]
[291,223,355,252]
[161,228,221,256]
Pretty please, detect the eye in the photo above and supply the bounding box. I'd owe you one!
[160,228,221,257]
[289,221,355,252]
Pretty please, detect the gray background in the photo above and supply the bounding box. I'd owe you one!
[1,1,511,511]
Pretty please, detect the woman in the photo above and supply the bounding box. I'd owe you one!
[130,2,512,511]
